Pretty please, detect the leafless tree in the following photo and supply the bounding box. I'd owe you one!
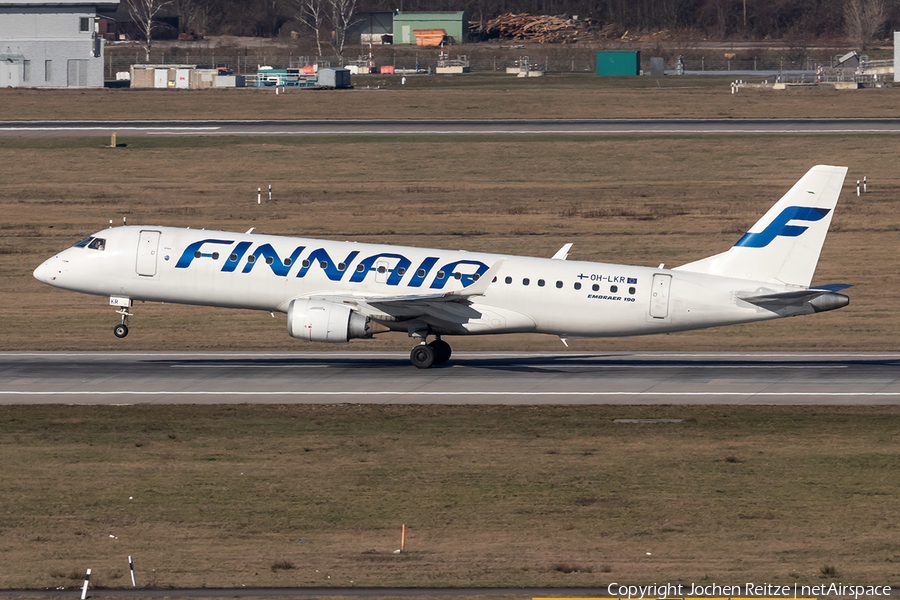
[127,0,173,60]
[328,0,359,60]
[845,0,887,50]
[290,0,328,56]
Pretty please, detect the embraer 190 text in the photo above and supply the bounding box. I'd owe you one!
[34,165,851,368]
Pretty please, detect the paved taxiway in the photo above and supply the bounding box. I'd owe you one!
[2,118,900,137]
[2,352,899,405]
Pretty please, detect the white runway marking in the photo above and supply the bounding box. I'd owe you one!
[1,391,897,397]
[0,126,220,131]
[167,363,845,369]
[145,128,900,136]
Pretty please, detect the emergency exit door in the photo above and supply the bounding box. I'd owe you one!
[136,230,161,277]
[649,273,672,319]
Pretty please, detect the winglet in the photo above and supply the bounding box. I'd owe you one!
[450,258,506,298]
[552,243,573,260]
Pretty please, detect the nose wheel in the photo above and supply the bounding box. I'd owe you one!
[409,337,452,369]
[110,296,132,339]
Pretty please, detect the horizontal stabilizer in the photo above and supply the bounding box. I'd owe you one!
[738,284,851,312]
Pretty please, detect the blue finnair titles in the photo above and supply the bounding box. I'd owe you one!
[33,165,852,368]
[172,239,491,290]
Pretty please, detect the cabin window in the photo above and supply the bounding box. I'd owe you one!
[357,264,365,272]
[505,276,512,284]
[418,269,426,277]
[523,278,530,286]
[574,282,581,290]
[377,265,386,274]
[592,284,599,292]
[556,281,563,289]
[472,273,480,281]
[194,250,201,258]
[283,258,292,266]
[338,262,346,271]
[629,287,636,294]
[538,279,545,287]
[230,253,238,262]
[266,256,274,265]
[397,267,406,275]
[320,261,328,269]
[211,252,219,260]
[247,255,256,263]
[437,271,445,279]
[302,260,310,268]
[454,272,462,280]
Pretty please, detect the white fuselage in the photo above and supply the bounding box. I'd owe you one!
[34,225,810,339]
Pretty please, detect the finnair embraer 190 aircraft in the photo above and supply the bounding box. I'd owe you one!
[34,165,851,368]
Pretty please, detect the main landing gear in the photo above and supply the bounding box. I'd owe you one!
[409,336,452,369]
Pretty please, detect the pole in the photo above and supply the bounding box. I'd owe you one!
[857,180,860,196]
[129,556,136,587]
[258,187,261,204]
[401,524,406,552]
[864,176,867,192]
[81,569,91,600]
[268,184,272,201]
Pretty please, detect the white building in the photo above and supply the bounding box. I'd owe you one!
[0,0,119,87]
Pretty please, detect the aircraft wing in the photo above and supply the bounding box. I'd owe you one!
[307,258,506,320]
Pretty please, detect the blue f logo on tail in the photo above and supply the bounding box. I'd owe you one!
[735,206,831,248]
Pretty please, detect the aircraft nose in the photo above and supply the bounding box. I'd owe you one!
[33,257,60,284]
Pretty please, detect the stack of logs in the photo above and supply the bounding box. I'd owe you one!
[477,13,582,43]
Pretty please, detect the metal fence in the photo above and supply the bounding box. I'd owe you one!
[105,48,830,78]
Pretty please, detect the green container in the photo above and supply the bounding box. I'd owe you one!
[596,51,641,76]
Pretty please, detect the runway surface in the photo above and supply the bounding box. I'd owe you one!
[2,352,899,405]
[2,118,900,137]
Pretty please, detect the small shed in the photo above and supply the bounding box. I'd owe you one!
[317,67,351,88]
[130,64,219,88]
[393,11,466,44]
[596,51,641,76]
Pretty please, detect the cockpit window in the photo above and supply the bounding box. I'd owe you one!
[88,238,106,251]
[73,236,94,248]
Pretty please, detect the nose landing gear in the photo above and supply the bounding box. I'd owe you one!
[110,296,132,339]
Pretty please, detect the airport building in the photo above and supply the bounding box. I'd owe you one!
[393,12,467,44]
[0,0,118,87]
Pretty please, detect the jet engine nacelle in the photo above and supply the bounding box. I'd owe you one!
[287,298,373,343]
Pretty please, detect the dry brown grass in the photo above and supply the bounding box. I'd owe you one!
[2,76,900,121]
[1,134,897,352]
[1,405,898,589]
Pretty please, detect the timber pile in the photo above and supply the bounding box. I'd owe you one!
[478,13,581,43]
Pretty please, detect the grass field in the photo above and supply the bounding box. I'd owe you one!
[2,74,900,121]
[2,134,898,352]
[1,405,899,590]
[2,83,899,594]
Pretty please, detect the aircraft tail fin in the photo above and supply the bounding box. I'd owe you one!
[674,165,848,286]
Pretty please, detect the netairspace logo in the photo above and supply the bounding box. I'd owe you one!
[605,582,892,600]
